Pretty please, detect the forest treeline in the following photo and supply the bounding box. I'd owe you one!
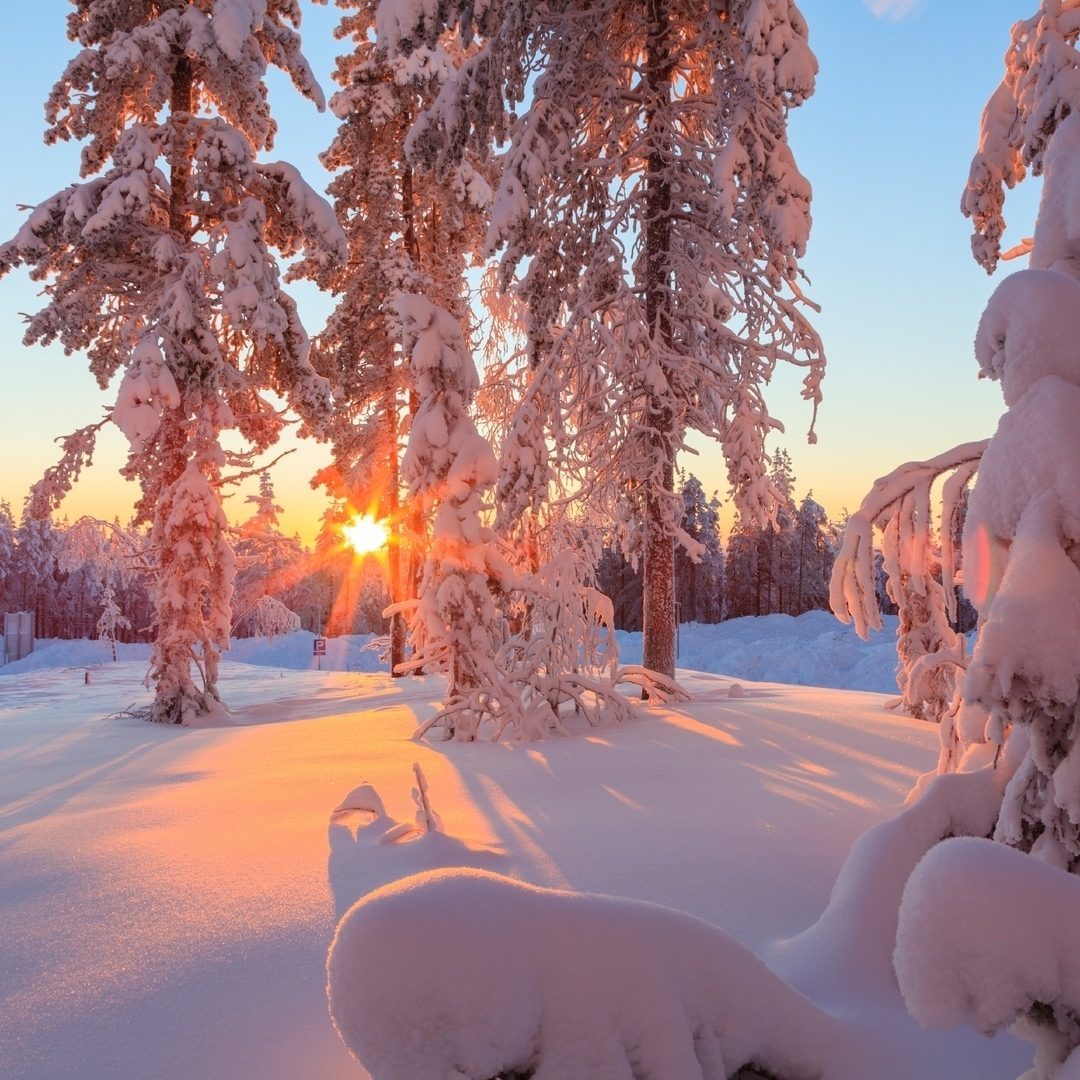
[0,454,851,646]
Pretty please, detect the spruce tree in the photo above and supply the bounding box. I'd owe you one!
[294,0,490,674]
[377,0,825,680]
[0,0,345,722]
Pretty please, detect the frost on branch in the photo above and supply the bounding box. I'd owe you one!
[328,868,840,1080]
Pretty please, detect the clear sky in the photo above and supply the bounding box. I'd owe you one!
[0,0,1041,546]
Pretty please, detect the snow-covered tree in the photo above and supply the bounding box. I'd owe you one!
[377,0,826,680]
[830,442,984,760]
[239,594,301,639]
[0,502,15,611]
[11,508,61,637]
[294,0,490,675]
[793,492,834,616]
[57,517,139,658]
[0,1,346,722]
[392,295,502,683]
[963,0,1080,273]
[887,15,1080,1068]
[394,296,629,739]
[232,470,303,628]
[963,259,1080,867]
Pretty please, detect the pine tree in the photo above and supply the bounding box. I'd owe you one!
[12,508,61,637]
[0,502,15,613]
[792,493,834,616]
[674,473,725,624]
[58,518,137,658]
[378,0,825,680]
[232,470,303,633]
[294,0,490,675]
[0,1,345,722]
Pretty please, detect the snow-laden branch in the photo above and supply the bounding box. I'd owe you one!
[830,440,989,640]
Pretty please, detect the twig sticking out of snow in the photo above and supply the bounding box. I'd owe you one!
[411,763,442,835]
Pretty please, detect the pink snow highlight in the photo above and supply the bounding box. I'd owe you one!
[896,837,1080,1076]
[328,867,843,1080]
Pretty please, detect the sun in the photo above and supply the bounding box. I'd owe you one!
[342,514,389,555]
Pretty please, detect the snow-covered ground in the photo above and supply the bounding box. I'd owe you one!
[0,624,1028,1079]
[7,609,904,691]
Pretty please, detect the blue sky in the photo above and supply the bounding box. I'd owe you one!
[0,0,1040,543]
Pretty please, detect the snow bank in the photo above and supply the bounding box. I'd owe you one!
[3,614,905,695]
[896,837,1080,1078]
[779,732,1026,1002]
[0,631,386,676]
[0,636,152,673]
[328,867,843,1080]
[619,610,902,694]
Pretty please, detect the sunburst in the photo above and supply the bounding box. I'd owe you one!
[342,514,389,555]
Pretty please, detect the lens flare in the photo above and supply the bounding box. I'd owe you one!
[342,514,388,555]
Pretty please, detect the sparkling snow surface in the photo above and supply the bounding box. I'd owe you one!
[0,628,1026,1078]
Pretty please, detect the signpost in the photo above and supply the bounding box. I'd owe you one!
[314,636,326,670]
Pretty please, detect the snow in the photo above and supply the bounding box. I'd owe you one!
[0,625,1030,1079]
[328,868,841,1080]
[620,610,903,693]
[896,837,1080,1077]
[5,610,905,690]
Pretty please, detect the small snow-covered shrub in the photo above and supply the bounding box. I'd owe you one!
[327,868,839,1080]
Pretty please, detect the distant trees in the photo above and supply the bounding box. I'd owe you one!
[594,465,834,631]
[0,511,153,647]
[725,450,838,619]
[232,471,305,633]
[0,1,344,720]
[675,475,726,625]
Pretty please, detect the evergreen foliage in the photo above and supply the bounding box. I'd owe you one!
[0,0,344,721]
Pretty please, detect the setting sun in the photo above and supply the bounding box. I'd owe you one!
[342,513,389,555]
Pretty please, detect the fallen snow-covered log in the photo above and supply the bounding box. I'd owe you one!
[327,867,843,1080]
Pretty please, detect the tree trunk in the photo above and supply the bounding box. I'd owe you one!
[169,54,193,235]
[640,0,677,680]
[385,397,406,676]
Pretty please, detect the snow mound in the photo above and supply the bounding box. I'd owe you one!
[974,269,1080,407]
[0,637,152,673]
[896,837,1080,1078]
[328,867,841,1080]
[618,610,901,694]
